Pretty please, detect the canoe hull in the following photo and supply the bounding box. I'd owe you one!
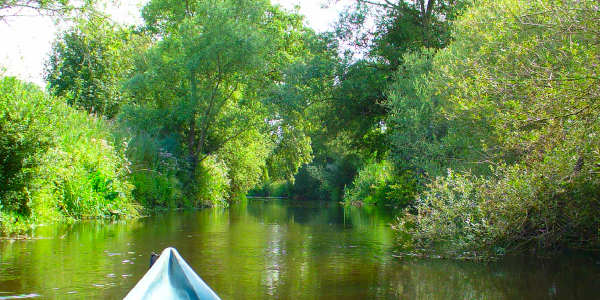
[124,247,220,300]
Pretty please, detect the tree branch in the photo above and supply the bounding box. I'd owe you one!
[357,0,397,9]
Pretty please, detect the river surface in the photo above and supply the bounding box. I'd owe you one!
[1,199,599,299]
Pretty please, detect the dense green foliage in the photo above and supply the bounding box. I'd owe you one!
[344,160,393,205]
[45,17,148,117]
[391,0,600,254]
[282,0,466,204]
[119,0,318,207]
[0,76,137,233]
[3,0,599,255]
[344,160,417,207]
[39,0,324,211]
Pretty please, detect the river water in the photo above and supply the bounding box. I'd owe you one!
[0,199,599,299]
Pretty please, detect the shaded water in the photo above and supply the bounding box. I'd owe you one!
[1,200,599,299]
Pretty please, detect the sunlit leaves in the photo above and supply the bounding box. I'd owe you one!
[45,16,148,117]
[395,0,600,253]
[123,0,321,202]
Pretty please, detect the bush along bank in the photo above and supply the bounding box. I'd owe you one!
[0,76,138,234]
[387,0,600,256]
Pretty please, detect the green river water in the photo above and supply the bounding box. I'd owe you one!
[1,199,599,299]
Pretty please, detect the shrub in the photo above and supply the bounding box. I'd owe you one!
[290,165,328,200]
[381,170,418,207]
[403,161,600,256]
[129,171,182,208]
[343,160,417,206]
[392,0,600,254]
[344,160,393,205]
[217,130,273,198]
[117,128,183,208]
[249,179,291,198]
[291,153,361,201]
[0,76,137,233]
[194,155,230,207]
[0,77,54,215]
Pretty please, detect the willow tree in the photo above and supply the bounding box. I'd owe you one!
[124,0,317,199]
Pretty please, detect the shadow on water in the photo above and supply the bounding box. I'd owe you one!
[1,199,599,299]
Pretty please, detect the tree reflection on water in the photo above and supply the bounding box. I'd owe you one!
[0,200,598,299]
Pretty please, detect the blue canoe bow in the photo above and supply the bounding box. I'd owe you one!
[124,247,221,300]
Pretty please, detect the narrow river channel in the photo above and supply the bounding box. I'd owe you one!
[1,199,599,299]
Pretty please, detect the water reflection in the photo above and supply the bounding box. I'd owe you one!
[0,200,598,299]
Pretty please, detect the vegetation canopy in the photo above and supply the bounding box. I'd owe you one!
[2,0,599,256]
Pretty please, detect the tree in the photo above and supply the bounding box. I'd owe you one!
[327,60,389,157]
[396,0,600,253]
[322,0,467,157]
[335,0,467,65]
[0,0,94,21]
[45,16,149,117]
[123,0,320,200]
[285,0,467,202]
[263,34,339,181]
